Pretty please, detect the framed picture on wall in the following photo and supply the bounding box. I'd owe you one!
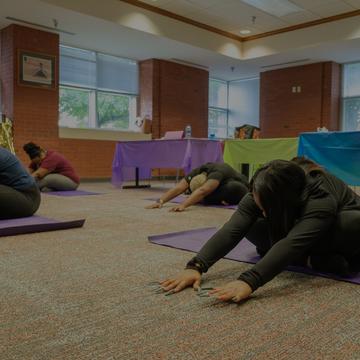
[18,50,56,89]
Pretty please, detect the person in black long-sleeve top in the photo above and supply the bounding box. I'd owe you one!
[146,162,249,212]
[160,158,360,302]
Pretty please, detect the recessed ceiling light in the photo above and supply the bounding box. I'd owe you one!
[241,0,303,17]
[239,29,251,34]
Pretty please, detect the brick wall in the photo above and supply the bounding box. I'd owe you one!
[139,59,209,139]
[139,59,209,176]
[260,62,341,138]
[0,26,14,120]
[0,24,119,179]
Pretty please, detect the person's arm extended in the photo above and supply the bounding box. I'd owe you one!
[188,193,260,270]
[145,178,189,209]
[170,179,220,212]
[238,195,338,292]
[31,167,49,180]
[161,193,260,293]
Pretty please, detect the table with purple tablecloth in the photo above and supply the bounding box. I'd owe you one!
[112,139,223,188]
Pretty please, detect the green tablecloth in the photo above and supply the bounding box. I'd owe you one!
[224,138,298,178]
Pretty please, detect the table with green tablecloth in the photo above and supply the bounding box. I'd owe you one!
[223,138,298,179]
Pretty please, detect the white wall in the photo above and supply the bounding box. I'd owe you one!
[228,77,259,136]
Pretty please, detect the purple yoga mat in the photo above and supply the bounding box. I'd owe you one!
[0,216,85,237]
[44,190,102,197]
[146,196,237,209]
[148,227,360,285]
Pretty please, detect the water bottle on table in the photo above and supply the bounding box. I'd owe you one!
[185,125,192,138]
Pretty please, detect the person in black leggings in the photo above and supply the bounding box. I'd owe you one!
[160,158,360,302]
[0,147,40,219]
[146,162,249,212]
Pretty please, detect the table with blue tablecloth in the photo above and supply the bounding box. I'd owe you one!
[112,139,223,188]
[298,131,360,185]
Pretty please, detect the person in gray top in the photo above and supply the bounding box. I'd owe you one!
[160,158,360,302]
[146,162,249,212]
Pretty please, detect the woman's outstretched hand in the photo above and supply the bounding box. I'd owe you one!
[169,204,186,212]
[160,269,201,293]
[145,202,162,209]
[208,280,252,303]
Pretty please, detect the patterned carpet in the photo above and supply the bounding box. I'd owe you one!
[1,181,359,360]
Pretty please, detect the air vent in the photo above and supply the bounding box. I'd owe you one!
[6,17,75,35]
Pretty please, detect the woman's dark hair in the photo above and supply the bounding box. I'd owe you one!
[23,142,41,159]
[291,156,323,175]
[250,160,306,242]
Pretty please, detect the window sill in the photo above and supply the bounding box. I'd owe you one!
[59,127,152,141]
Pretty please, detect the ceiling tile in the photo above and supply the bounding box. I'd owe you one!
[185,0,228,9]
[139,0,174,7]
[158,0,207,15]
[280,10,321,24]
[307,1,354,17]
[177,9,227,26]
[137,0,359,35]
[342,0,360,8]
[290,0,340,8]
[208,2,289,27]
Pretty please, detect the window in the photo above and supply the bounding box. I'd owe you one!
[208,109,227,138]
[59,45,139,131]
[342,62,360,131]
[209,79,228,138]
[59,87,95,128]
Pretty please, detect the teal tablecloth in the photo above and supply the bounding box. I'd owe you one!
[298,131,360,185]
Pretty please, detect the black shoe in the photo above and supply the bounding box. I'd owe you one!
[310,253,351,277]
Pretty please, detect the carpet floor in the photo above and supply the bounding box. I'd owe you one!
[1,181,359,360]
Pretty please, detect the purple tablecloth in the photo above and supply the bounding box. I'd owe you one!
[112,139,223,187]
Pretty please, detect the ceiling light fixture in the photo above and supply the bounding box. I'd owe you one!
[239,29,251,34]
[241,0,303,17]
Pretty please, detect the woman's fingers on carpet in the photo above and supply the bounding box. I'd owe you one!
[160,279,173,287]
[174,280,188,292]
[209,288,234,301]
[162,281,178,291]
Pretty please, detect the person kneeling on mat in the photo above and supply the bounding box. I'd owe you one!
[159,159,360,303]
[23,142,80,192]
[0,146,40,219]
[146,162,249,212]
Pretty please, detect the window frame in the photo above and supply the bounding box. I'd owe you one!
[208,78,229,138]
[59,45,139,132]
[341,61,360,131]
